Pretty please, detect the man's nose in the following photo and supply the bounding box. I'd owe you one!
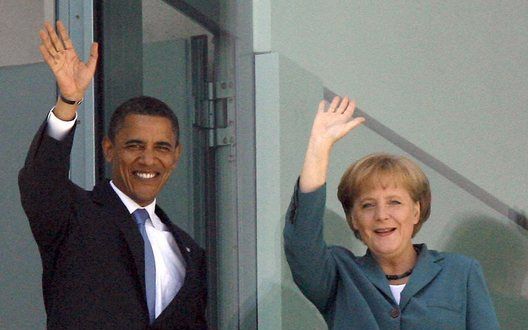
[139,148,155,165]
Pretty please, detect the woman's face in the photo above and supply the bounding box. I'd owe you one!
[351,182,420,260]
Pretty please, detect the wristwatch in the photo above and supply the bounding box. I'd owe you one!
[60,94,84,105]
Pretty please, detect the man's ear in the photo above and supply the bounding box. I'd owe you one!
[171,144,182,169]
[102,136,114,162]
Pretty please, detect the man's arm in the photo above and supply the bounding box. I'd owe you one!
[18,21,99,249]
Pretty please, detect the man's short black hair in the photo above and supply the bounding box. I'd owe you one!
[108,96,180,144]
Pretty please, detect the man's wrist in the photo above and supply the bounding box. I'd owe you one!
[59,94,84,105]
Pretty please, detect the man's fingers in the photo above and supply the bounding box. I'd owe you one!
[39,29,62,61]
[44,21,65,52]
[39,44,55,65]
[57,21,74,50]
[86,42,99,72]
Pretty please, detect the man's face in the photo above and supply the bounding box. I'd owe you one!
[102,114,181,206]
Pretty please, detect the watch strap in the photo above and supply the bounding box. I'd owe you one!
[60,94,84,105]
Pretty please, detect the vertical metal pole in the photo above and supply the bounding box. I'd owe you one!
[57,0,96,189]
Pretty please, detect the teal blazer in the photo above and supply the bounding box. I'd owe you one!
[284,183,499,330]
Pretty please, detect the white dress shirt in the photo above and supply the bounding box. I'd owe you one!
[46,109,186,317]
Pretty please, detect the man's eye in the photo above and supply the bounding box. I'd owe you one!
[156,146,171,152]
[126,144,142,150]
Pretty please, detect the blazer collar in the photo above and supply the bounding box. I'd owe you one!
[358,249,393,301]
[358,244,444,308]
[399,244,443,310]
[92,180,147,301]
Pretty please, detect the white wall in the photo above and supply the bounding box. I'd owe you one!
[255,1,528,214]
[256,52,528,330]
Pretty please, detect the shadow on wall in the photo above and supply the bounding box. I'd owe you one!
[444,215,528,330]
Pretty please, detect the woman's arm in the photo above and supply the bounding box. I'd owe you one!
[284,97,364,311]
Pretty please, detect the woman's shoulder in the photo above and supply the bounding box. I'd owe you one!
[425,246,480,270]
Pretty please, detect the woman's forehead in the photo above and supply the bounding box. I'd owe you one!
[355,172,412,196]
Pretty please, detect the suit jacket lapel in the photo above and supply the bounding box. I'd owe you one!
[358,250,394,301]
[399,244,443,310]
[92,181,147,298]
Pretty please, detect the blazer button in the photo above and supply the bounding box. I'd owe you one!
[390,308,400,318]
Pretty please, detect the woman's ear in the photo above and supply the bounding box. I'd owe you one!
[413,201,420,224]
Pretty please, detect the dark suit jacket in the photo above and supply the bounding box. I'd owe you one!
[19,121,207,329]
[284,182,500,330]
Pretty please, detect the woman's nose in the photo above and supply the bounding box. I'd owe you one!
[375,205,389,221]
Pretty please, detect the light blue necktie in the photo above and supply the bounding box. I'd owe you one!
[132,209,156,324]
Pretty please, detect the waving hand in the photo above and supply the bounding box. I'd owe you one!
[39,21,98,119]
[300,96,365,192]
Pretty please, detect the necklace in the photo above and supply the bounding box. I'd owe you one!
[383,245,420,281]
[385,268,413,281]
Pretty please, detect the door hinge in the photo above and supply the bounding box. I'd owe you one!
[202,81,235,147]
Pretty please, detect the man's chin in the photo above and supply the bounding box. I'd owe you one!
[130,191,157,207]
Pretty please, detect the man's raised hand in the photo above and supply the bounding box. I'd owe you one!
[39,21,98,102]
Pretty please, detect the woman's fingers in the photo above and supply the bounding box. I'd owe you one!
[345,117,365,132]
[343,98,356,116]
[336,96,349,113]
[317,100,327,113]
[328,96,340,112]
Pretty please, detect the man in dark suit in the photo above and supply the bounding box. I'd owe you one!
[18,21,207,329]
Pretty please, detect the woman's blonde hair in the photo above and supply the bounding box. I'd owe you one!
[337,153,431,239]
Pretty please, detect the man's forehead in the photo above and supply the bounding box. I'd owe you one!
[117,115,176,141]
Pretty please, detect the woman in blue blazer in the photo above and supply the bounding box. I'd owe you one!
[283,96,499,329]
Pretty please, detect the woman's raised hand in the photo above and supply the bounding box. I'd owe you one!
[299,96,365,192]
[39,21,98,102]
[309,96,364,148]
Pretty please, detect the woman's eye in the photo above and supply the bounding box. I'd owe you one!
[389,200,401,205]
[361,203,374,209]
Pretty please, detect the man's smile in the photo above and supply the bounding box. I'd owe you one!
[133,171,159,180]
